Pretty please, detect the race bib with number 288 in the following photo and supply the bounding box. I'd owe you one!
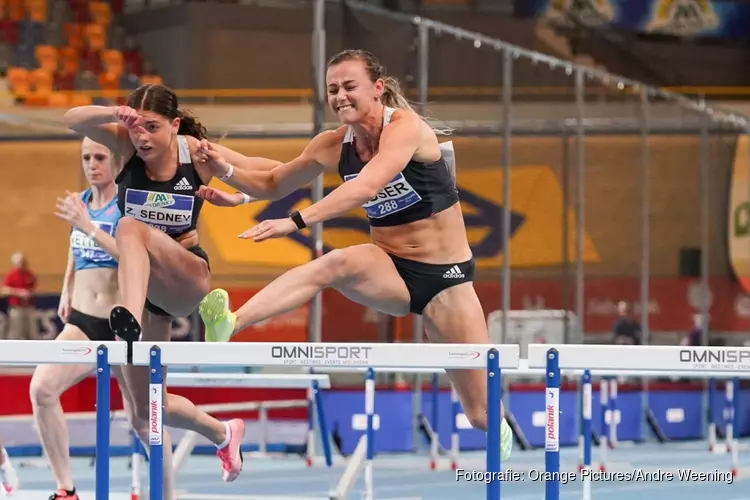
[343,172,422,219]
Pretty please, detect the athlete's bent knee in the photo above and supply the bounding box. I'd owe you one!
[465,406,487,431]
[115,217,147,243]
[318,249,358,286]
[29,374,59,408]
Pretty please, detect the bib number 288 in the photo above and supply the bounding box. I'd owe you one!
[378,200,399,215]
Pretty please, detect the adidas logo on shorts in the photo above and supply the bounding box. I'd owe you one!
[174,177,192,191]
[443,265,465,279]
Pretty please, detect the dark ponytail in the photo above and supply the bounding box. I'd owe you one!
[127,83,208,139]
[177,110,207,140]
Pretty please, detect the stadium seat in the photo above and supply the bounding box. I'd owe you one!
[87,30,105,52]
[84,22,105,42]
[101,48,123,75]
[89,1,111,26]
[7,66,29,99]
[29,66,52,89]
[7,0,22,21]
[139,74,163,86]
[63,23,84,49]
[97,70,119,102]
[26,0,46,23]
[34,44,58,73]
[3,0,160,107]
[68,92,92,106]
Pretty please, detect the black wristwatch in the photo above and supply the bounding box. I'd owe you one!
[290,210,307,230]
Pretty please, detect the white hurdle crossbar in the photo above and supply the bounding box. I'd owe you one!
[528,343,750,500]
[132,341,520,500]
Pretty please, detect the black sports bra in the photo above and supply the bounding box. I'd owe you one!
[337,107,459,227]
[116,135,205,238]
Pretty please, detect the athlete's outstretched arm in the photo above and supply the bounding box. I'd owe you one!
[298,116,420,226]
[240,118,421,242]
[195,132,333,201]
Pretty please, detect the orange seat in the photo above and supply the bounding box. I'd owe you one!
[84,22,104,40]
[25,84,56,106]
[88,32,106,52]
[10,80,30,99]
[59,45,78,62]
[7,0,22,21]
[47,91,70,107]
[26,0,46,22]
[89,2,111,26]
[7,66,29,94]
[101,49,123,75]
[59,47,80,75]
[98,71,119,99]
[68,93,93,106]
[139,74,163,86]
[29,68,53,93]
[35,44,58,73]
[63,23,84,49]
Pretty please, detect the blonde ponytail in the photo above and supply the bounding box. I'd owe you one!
[381,77,413,111]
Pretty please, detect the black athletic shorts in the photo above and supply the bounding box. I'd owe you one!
[388,253,475,314]
[67,309,115,341]
[145,245,210,317]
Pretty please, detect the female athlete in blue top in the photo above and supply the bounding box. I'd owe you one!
[31,137,144,500]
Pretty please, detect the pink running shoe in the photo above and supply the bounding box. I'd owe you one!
[216,418,245,482]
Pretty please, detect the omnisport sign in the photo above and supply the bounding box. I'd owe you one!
[679,348,750,371]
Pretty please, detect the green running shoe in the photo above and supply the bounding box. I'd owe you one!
[199,289,237,343]
[501,417,513,461]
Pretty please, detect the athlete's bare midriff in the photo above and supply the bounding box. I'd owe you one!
[71,268,119,318]
[370,203,473,264]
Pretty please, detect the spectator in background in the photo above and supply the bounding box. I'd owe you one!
[612,300,642,345]
[2,252,38,340]
[681,313,706,346]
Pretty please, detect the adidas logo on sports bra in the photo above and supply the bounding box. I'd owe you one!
[443,265,465,279]
[174,177,192,191]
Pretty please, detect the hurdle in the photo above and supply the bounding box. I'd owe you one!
[128,372,331,500]
[528,343,750,500]
[311,366,464,470]
[708,377,741,460]
[130,341,520,500]
[0,340,128,500]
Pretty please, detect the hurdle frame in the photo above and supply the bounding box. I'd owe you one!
[529,343,750,500]
[133,341,520,500]
[0,340,129,500]
[311,366,464,471]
